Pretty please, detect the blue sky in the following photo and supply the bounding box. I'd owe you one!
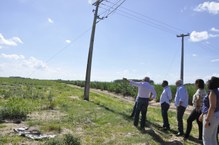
[0,0,219,84]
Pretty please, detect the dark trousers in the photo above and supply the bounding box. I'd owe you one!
[185,109,202,139]
[177,106,186,134]
[161,102,170,128]
[131,102,137,117]
[134,98,149,128]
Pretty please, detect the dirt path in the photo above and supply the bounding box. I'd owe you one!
[87,86,194,114]
[70,85,193,114]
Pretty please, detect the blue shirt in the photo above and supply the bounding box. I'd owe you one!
[202,89,219,114]
[174,85,189,108]
[130,80,157,99]
[160,86,172,104]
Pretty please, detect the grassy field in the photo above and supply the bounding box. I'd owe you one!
[0,77,202,145]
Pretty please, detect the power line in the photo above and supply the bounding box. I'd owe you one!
[27,27,92,78]
[99,4,180,35]
[103,1,186,33]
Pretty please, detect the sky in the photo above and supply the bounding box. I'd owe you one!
[0,0,219,84]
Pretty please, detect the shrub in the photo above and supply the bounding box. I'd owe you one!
[0,97,30,120]
[63,134,80,145]
[45,134,80,145]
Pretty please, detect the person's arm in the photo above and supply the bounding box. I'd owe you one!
[205,91,217,128]
[195,95,201,111]
[150,86,157,99]
[199,113,204,122]
[168,88,172,101]
[178,88,183,106]
[123,78,141,87]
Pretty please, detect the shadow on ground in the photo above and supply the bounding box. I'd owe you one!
[90,100,203,145]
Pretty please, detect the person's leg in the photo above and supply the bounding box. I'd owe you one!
[134,101,141,127]
[140,99,148,129]
[185,109,196,138]
[196,112,203,140]
[131,102,137,117]
[161,102,170,129]
[177,106,186,135]
[202,114,219,145]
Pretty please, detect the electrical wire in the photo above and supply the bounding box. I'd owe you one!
[27,27,92,78]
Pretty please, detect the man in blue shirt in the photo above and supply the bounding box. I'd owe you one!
[174,80,189,136]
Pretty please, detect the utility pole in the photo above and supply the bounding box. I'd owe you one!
[84,0,103,101]
[177,33,190,83]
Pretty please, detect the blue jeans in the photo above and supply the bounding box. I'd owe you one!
[203,112,219,145]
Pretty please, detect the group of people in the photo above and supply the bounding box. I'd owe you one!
[124,76,219,145]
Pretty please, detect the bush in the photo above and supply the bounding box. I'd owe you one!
[0,97,30,120]
[63,134,80,145]
[45,134,80,145]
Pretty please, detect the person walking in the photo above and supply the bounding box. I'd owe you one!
[184,79,207,140]
[174,80,189,136]
[199,76,219,145]
[124,77,157,130]
[160,80,172,130]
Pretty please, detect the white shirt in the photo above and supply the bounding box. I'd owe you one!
[160,86,172,104]
[130,80,157,99]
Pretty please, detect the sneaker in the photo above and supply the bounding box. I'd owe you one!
[176,132,184,136]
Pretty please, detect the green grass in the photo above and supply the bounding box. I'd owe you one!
[0,77,201,145]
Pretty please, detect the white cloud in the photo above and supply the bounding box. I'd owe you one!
[0,33,23,46]
[0,53,83,80]
[211,59,219,62]
[0,46,2,49]
[209,34,219,38]
[211,27,219,32]
[65,40,71,43]
[192,54,197,57]
[190,31,209,42]
[189,30,219,42]
[88,0,95,4]
[194,1,219,15]
[48,18,54,24]
[0,53,25,60]
[0,53,47,70]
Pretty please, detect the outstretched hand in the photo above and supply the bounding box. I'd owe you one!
[123,78,128,81]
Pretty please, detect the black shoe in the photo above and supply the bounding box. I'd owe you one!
[176,132,184,136]
[163,127,170,131]
[184,136,188,140]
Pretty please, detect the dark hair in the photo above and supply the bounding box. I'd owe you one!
[162,80,168,86]
[207,76,219,90]
[195,79,205,89]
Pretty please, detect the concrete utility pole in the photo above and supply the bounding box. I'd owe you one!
[84,0,103,101]
[177,33,190,83]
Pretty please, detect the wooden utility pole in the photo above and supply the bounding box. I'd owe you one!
[177,33,190,83]
[84,0,102,101]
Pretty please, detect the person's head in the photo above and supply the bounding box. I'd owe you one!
[143,76,150,82]
[195,79,205,89]
[207,76,219,90]
[175,80,183,87]
[162,80,168,87]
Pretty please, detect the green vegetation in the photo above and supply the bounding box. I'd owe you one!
[58,80,198,104]
[0,77,201,145]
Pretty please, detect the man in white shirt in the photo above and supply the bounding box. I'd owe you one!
[124,77,157,130]
[160,80,172,130]
[174,80,189,136]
